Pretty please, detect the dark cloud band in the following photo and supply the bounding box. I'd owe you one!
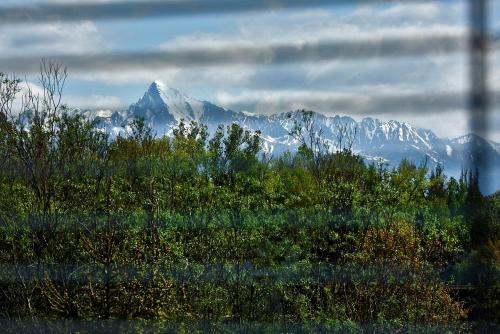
[224,91,500,116]
[0,0,429,24]
[0,35,466,73]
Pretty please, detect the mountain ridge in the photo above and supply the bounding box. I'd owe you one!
[86,82,500,194]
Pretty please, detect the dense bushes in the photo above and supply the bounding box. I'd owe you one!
[0,210,468,324]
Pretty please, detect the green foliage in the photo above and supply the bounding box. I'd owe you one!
[0,78,498,331]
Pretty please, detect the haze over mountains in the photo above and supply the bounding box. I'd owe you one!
[85,81,500,194]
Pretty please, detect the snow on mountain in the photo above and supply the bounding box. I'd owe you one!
[489,140,500,155]
[152,81,205,122]
[87,82,500,193]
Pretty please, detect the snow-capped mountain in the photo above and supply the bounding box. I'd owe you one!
[89,82,500,194]
[128,81,244,134]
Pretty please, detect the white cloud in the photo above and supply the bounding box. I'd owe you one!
[63,94,124,110]
[74,65,255,87]
[0,20,108,58]
[10,80,123,112]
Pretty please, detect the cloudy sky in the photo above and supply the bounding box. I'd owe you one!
[0,0,499,140]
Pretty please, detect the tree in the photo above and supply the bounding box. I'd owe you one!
[0,60,68,214]
[287,110,328,180]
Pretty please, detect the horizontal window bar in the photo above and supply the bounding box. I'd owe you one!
[0,0,439,24]
[0,35,469,73]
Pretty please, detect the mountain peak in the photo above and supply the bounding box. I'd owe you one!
[148,81,185,99]
[152,80,165,88]
[134,82,205,122]
[452,133,483,145]
[148,80,165,94]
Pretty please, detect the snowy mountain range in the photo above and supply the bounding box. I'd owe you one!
[85,81,500,194]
